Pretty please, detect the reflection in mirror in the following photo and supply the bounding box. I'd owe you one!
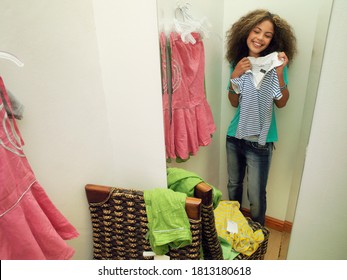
[157,0,333,259]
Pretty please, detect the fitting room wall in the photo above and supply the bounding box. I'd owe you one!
[0,0,165,260]
[287,0,347,259]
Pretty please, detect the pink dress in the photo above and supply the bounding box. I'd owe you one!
[169,32,216,160]
[0,77,79,260]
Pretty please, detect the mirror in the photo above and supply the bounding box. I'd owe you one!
[156,0,333,259]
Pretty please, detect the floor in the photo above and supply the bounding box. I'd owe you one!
[264,228,291,260]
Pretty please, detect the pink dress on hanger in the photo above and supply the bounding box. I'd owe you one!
[0,77,79,260]
[169,32,216,160]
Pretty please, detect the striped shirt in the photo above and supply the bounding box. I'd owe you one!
[230,69,282,145]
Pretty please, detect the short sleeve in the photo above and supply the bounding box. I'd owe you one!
[283,65,289,85]
[230,76,243,94]
[226,64,235,92]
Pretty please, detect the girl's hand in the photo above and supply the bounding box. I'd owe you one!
[277,52,288,73]
[232,57,251,78]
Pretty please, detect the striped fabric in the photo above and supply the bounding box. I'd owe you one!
[231,69,282,145]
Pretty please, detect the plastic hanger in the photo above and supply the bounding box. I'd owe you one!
[0,51,24,67]
[174,2,211,44]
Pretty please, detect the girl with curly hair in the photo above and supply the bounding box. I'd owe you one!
[225,9,297,225]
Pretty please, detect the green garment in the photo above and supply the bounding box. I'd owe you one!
[219,237,240,260]
[144,188,192,255]
[167,167,222,209]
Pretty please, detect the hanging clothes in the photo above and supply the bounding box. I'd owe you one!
[160,32,175,159]
[170,32,216,160]
[0,89,24,120]
[161,31,216,161]
[0,77,78,260]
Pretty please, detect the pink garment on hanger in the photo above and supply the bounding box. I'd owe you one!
[169,32,216,160]
[0,77,79,260]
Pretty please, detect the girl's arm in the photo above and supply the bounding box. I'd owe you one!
[275,52,290,108]
[228,90,239,107]
[274,69,289,108]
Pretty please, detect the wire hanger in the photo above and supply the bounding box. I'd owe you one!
[0,51,24,67]
[174,2,211,44]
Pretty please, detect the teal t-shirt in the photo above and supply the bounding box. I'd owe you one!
[226,65,288,142]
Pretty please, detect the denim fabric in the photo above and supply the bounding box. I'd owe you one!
[226,136,273,225]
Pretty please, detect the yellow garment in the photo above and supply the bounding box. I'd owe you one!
[214,200,264,256]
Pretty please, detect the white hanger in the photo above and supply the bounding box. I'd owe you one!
[0,51,24,67]
[174,2,211,44]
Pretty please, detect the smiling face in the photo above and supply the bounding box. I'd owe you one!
[247,20,274,57]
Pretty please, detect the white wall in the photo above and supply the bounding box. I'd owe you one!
[92,0,167,188]
[287,0,347,259]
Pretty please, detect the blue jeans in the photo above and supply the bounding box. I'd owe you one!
[226,136,273,225]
